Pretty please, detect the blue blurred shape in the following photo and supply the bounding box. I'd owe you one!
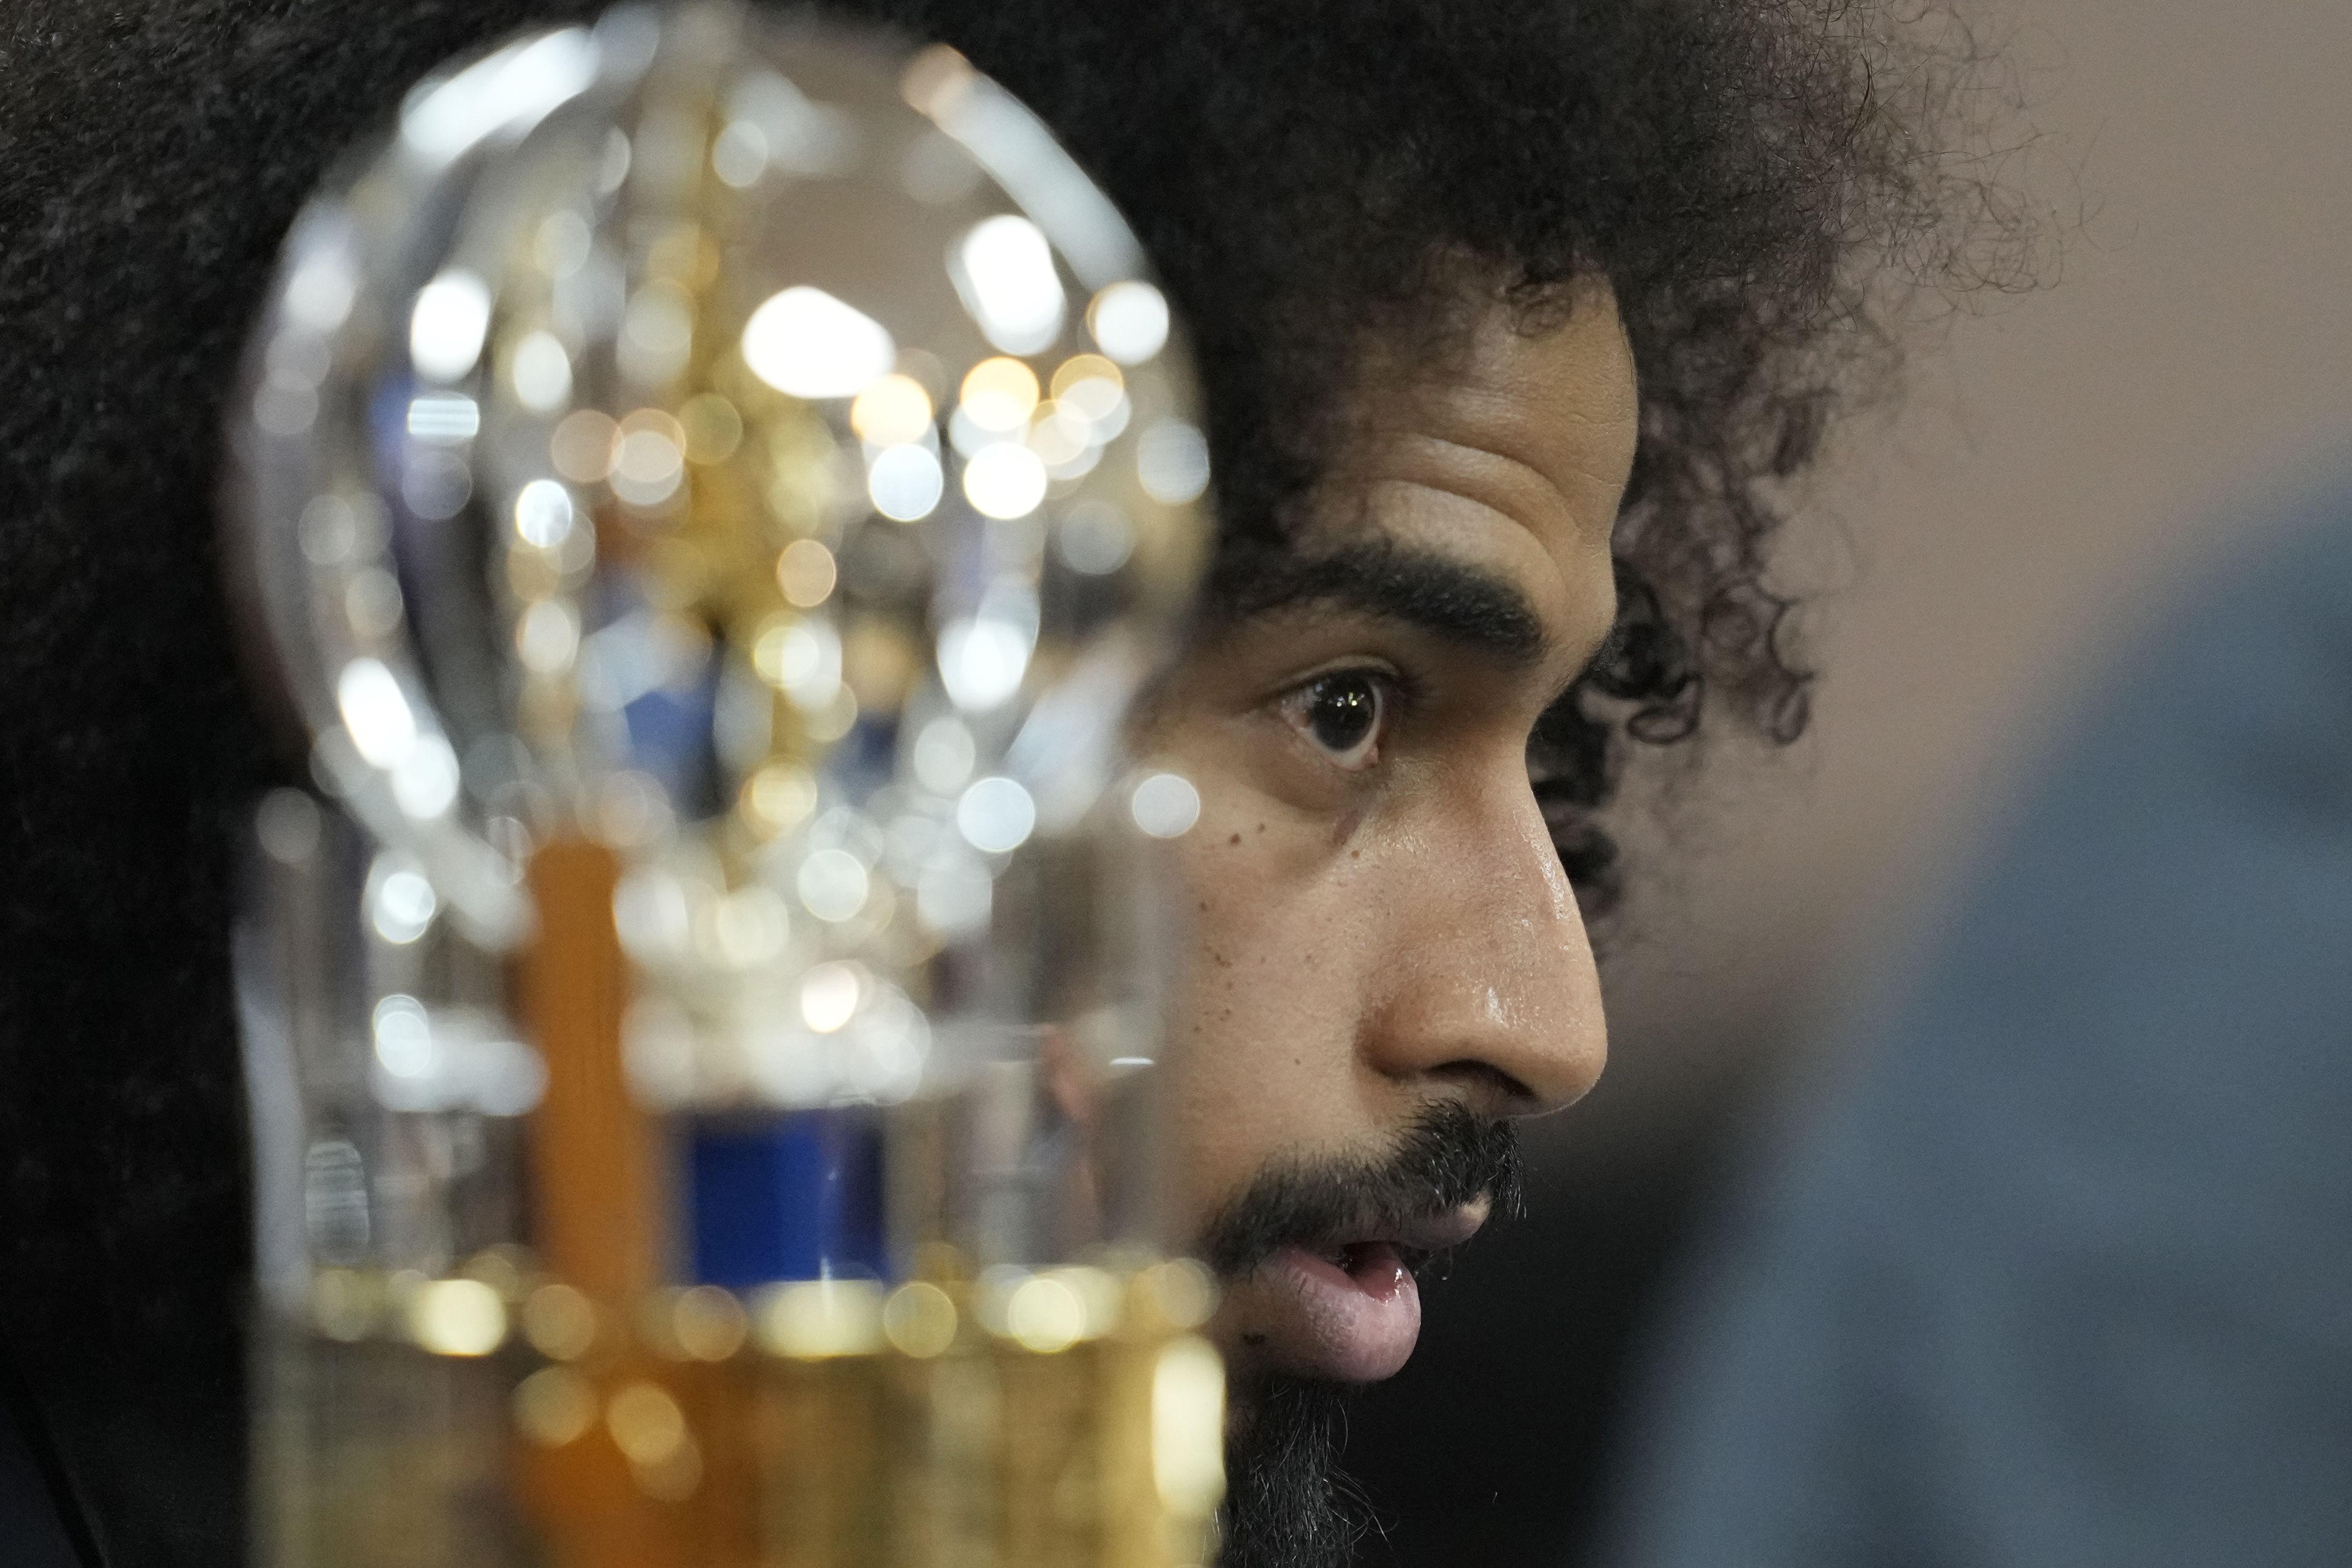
[622,677,716,814]
[687,1110,887,1287]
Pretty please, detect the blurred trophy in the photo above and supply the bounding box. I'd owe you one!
[222,6,1223,1565]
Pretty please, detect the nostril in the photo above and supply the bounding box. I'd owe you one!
[1430,1060,1534,1108]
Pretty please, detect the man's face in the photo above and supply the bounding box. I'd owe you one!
[1151,278,1635,1390]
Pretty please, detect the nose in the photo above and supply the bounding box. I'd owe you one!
[1357,768,1607,1118]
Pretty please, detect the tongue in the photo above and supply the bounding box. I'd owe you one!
[1270,1241,1423,1383]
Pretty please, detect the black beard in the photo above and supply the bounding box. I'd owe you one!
[1200,1103,1524,1566]
[1217,1375,1360,1568]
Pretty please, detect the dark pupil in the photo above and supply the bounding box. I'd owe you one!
[1307,675,1377,752]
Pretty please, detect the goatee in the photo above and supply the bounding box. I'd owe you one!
[1202,1103,1523,1566]
[1217,1375,1360,1568]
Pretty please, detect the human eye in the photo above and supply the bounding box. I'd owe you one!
[1276,668,1389,772]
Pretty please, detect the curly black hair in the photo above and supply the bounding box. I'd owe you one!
[0,1,2000,1560]
[854,0,2000,905]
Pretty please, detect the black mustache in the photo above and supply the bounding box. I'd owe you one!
[1198,1102,1524,1279]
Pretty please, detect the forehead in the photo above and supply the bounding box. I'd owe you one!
[1293,281,1639,662]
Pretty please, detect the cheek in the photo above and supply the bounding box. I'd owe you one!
[1159,792,1380,1230]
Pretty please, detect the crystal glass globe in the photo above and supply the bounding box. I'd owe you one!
[225,9,1222,1563]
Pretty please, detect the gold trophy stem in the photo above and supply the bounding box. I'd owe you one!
[522,838,658,1300]
[519,838,707,1568]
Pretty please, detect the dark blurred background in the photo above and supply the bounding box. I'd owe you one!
[1340,0,2352,1559]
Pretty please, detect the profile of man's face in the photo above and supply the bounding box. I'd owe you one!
[1142,278,1638,1561]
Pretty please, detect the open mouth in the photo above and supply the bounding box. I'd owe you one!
[1237,1200,1491,1384]
[1312,1239,1430,1276]
[1201,1105,1521,1387]
[1311,1241,1388,1278]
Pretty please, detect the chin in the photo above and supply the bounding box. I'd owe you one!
[1217,1373,1365,1568]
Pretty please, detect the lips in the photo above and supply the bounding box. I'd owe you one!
[1227,1199,1490,1384]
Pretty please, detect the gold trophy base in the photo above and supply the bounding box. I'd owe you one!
[253,1261,1224,1568]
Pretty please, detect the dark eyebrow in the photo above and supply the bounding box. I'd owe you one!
[1218,537,1548,667]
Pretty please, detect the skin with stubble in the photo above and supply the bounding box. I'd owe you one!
[1143,279,1639,1563]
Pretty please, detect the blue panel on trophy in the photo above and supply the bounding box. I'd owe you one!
[687,1109,887,1287]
